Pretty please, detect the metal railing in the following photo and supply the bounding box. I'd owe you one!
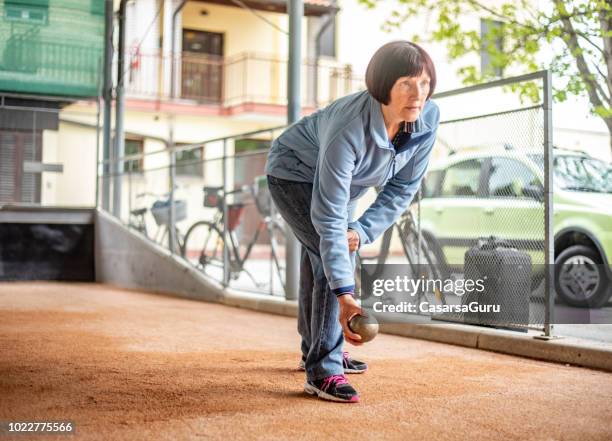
[121,50,365,108]
[97,126,289,296]
[0,39,102,97]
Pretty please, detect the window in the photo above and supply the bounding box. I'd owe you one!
[422,170,441,198]
[0,130,42,204]
[480,19,503,77]
[233,139,269,188]
[554,156,612,193]
[5,0,49,22]
[124,137,144,173]
[175,147,203,177]
[487,158,540,198]
[234,138,271,154]
[440,160,482,197]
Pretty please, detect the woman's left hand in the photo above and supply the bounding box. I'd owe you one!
[347,229,360,252]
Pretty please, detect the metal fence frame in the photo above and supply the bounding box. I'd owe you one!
[428,69,554,337]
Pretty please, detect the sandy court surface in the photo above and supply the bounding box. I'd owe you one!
[1,282,611,441]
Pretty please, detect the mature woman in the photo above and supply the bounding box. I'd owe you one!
[265,41,439,403]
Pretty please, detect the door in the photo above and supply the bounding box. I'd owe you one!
[0,130,42,204]
[181,30,224,103]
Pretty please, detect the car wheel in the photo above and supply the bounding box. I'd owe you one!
[554,245,611,309]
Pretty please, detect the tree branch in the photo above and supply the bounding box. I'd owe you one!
[592,60,609,94]
[576,31,605,56]
[466,0,539,33]
[553,0,607,110]
[599,4,612,105]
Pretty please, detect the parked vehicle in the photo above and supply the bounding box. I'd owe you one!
[419,148,612,308]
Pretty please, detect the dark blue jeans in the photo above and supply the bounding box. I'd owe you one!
[267,175,356,381]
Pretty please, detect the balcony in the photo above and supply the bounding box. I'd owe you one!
[122,50,364,113]
[0,38,102,98]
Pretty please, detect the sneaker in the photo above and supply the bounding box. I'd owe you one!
[298,352,368,374]
[342,351,368,374]
[304,374,360,403]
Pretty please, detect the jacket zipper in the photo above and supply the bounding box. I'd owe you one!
[388,122,405,180]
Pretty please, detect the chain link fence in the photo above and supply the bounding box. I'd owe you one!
[358,71,555,335]
[98,127,288,297]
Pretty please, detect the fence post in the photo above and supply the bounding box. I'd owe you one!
[542,69,555,339]
[285,0,303,301]
[169,148,177,255]
[222,139,230,287]
[128,168,132,221]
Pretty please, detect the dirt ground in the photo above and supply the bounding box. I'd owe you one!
[1,282,611,441]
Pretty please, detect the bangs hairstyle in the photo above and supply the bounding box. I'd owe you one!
[365,41,437,105]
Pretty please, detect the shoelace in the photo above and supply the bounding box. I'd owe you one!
[342,351,350,360]
[321,374,348,392]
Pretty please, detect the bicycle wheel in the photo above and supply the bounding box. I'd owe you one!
[398,217,447,306]
[354,225,394,300]
[182,221,226,280]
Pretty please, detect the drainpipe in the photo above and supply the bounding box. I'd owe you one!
[313,7,338,108]
[170,0,188,100]
[113,0,128,218]
[101,0,113,211]
[168,0,188,254]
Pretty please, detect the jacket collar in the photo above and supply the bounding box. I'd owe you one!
[369,93,431,149]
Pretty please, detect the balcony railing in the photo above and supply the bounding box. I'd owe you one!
[121,50,365,109]
[0,38,102,97]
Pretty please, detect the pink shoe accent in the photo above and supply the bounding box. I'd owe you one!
[321,374,348,392]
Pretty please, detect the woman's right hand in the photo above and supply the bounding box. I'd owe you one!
[337,294,363,346]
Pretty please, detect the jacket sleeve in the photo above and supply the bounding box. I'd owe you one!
[310,131,358,295]
[348,128,437,246]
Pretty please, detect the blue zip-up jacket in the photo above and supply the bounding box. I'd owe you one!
[265,90,440,295]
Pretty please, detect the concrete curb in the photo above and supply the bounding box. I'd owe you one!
[220,291,612,373]
[222,289,298,317]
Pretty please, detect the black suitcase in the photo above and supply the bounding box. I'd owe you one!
[462,237,531,332]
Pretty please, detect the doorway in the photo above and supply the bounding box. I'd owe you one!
[181,29,224,103]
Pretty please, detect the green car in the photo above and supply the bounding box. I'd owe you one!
[419,148,612,308]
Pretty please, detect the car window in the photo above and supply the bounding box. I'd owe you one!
[558,156,612,192]
[528,153,612,193]
[422,170,441,198]
[440,160,482,197]
[488,158,540,198]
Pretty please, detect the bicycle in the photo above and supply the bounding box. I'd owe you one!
[356,201,448,308]
[181,178,286,292]
[127,192,186,254]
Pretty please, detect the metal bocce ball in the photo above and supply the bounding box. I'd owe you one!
[348,314,379,343]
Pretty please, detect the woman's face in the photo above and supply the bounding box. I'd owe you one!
[387,70,431,122]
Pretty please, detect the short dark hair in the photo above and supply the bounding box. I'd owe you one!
[365,41,437,104]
